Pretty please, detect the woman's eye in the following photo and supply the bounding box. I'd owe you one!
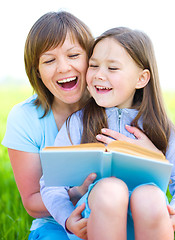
[44,59,55,64]
[69,54,80,58]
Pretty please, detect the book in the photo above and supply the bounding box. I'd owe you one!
[40,141,173,193]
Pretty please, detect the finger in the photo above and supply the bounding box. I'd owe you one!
[167,205,175,215]
[78,219,88,239]
[125,125,145,139]
[82,173,97,189]
[99,128,134,143]
[78,218,88,231]
[72,203,86,217]
[101,128,127,141]
[78,173,97,195]
[96,134,114,144]
[74,217,88,239]
[79,225,87,240]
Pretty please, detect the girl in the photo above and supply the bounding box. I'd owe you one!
[41,27,175,239]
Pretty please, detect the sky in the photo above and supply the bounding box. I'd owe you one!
[1,0,175,90]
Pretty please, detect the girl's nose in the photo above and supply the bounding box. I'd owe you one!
[95,70,106,81]
[97,76,105,80]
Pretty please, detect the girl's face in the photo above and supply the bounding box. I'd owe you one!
[86,38,144,108]
[38,33,88,105]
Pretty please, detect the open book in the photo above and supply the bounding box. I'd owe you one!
[40,141,173,193]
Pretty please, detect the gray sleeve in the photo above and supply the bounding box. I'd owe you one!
[54,111,83,147]
[41,111,83,230]
[40,176,74,231]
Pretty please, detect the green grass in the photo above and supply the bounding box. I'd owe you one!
[0,86,175,239]
[0,86,33,240]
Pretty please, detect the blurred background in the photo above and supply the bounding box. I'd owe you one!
[0,0,175,239]
[0,0,175,90]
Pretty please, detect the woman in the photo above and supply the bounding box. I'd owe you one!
[2,11,95,239]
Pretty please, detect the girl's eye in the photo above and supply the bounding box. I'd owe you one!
[109,67,118,71]
[89,64,98,68]
[44,59,55,64]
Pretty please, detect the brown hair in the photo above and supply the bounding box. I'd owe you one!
[81,27,172,154]
[24,11,93,116]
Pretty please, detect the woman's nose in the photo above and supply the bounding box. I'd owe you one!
[56,59,71,73]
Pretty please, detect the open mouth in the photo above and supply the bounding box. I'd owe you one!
[95,85,112,93]
[57,77,78,89]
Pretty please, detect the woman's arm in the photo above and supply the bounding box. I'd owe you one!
[8,148,50,218]
[8,148,97,219]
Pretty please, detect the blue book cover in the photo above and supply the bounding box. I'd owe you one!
[40,141,173,193]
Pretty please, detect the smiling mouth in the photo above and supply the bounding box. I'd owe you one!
[57,77,78,89]
[95,85,112,93]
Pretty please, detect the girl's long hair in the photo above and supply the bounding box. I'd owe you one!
[81,27,172,154]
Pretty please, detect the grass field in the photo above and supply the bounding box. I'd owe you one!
[0,85,175,239]
[0,86,33,240]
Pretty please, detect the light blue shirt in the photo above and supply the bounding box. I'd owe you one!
[40,107,175,229]
[1,94,67,231]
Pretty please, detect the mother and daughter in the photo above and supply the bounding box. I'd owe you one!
[2,10,175,240]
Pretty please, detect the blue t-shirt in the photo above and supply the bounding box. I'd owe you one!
[2,94,59,230]
[2,94,58,152]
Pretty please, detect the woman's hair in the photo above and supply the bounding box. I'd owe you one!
[24,11,93,116]
[81,27,172,154]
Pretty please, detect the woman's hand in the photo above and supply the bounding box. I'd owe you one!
[167,205,175,231]
[96,125,161,154]
[66,203,88,239]
[68,173,97,206]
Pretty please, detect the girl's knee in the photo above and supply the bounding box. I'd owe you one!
[131,185,165,206]
[88,178,129,211]
[130,185,167,221]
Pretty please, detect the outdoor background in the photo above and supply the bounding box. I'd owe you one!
[0,0,175,239]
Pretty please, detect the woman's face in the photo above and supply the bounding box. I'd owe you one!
[38,33,88,105]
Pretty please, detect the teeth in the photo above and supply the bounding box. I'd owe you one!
[96,86,111,90]
[57,77,76,84]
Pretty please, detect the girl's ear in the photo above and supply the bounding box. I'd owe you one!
[136,69,150,89]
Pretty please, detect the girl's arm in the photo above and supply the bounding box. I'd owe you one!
[8,148,50,218]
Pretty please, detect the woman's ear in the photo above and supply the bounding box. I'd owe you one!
[136,69,150,89]
[37,69,41,79]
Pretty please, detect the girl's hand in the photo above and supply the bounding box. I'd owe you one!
[96,125,161,154]
[68,173,97,205]
[66,203,88,239]
[167,205,175,231]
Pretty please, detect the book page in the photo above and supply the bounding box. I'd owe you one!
[43,140,167,162]
[107,141,166,161]
[43,142,105,151]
